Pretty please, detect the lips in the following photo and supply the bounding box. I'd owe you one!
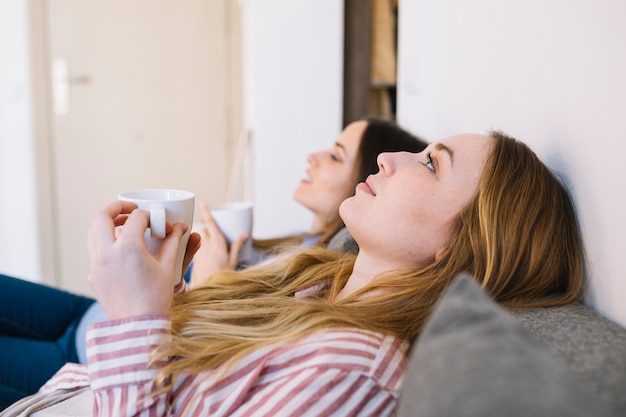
[357,178,376,196]
[299,170,312,186]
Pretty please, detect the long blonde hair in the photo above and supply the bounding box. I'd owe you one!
[154,131,585,386]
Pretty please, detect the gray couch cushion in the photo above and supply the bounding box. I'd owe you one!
[396,273,613,417]
[327,227,359,254]
[511,303,626,415]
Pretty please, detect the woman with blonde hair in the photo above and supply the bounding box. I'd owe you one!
[0,117,427,411]
[7,131,584,416]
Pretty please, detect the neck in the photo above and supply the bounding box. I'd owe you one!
[335,251,397,300]
[309,215,329,235]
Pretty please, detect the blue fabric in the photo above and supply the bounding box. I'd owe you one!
[183,261,193,283]
[74,302,109,365]
[0,274,95,410]
[301,234,321,247]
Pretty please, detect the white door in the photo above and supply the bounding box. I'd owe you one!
[45,0,241,295]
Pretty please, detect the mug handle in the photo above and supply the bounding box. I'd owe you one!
[149,204,166,238]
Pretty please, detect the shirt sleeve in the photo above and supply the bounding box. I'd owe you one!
[38,362,90,394]
[86,315,172,417]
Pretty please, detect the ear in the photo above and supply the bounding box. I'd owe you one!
[434,247,448,262]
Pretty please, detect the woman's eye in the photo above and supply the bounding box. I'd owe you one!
[424,153,435,171]
[330,153,340,162]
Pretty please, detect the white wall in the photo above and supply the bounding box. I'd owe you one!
[397,0,626,328]
[0,0,42,281]
[240,0,344,238]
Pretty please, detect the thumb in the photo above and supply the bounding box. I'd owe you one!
[228,232,249,267]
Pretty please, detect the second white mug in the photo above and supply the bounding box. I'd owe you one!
[210,201,254,263]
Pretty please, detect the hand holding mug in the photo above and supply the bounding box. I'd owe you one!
[118,189,196,285]
[209,201,254,263]
[87,200,195,320]
[189,203,251,287]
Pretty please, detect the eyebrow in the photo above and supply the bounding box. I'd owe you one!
[434,143,454,164]
[334,141,347,154]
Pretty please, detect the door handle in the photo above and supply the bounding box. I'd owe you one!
[51,58,90,115]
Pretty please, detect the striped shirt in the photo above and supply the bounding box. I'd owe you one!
[39,316,407,416]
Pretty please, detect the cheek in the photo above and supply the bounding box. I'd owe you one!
[422,198,460,236]
[322,169,357,197]
[400,194,458,243]
[298,172,355,215]
[419,194,469,249]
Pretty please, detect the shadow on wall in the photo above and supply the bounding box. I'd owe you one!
[543,141,605,311]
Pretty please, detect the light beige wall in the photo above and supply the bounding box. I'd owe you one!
[397,0,626,328]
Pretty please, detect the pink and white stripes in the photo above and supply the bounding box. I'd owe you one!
[41,317,407,416]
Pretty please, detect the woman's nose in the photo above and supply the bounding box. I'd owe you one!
[377,152,395,175]
[378,151,416,175]
[308,150,327,165]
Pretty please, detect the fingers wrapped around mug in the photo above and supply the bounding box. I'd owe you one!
[188,203,238,288]
[87,200,188,320]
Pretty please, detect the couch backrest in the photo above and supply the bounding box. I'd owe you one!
[396,274,624,417]
[511,303,626,414]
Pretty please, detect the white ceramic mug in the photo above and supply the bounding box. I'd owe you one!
[211,201,254,263]
[118,188,195,284]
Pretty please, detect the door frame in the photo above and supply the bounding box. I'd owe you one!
[27,0,59,287]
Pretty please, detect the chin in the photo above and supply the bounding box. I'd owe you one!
[293,187,305,203]
[338,198,353,222]
[293,194,314,213]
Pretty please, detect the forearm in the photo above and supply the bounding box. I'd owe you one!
[87,316,172,417]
